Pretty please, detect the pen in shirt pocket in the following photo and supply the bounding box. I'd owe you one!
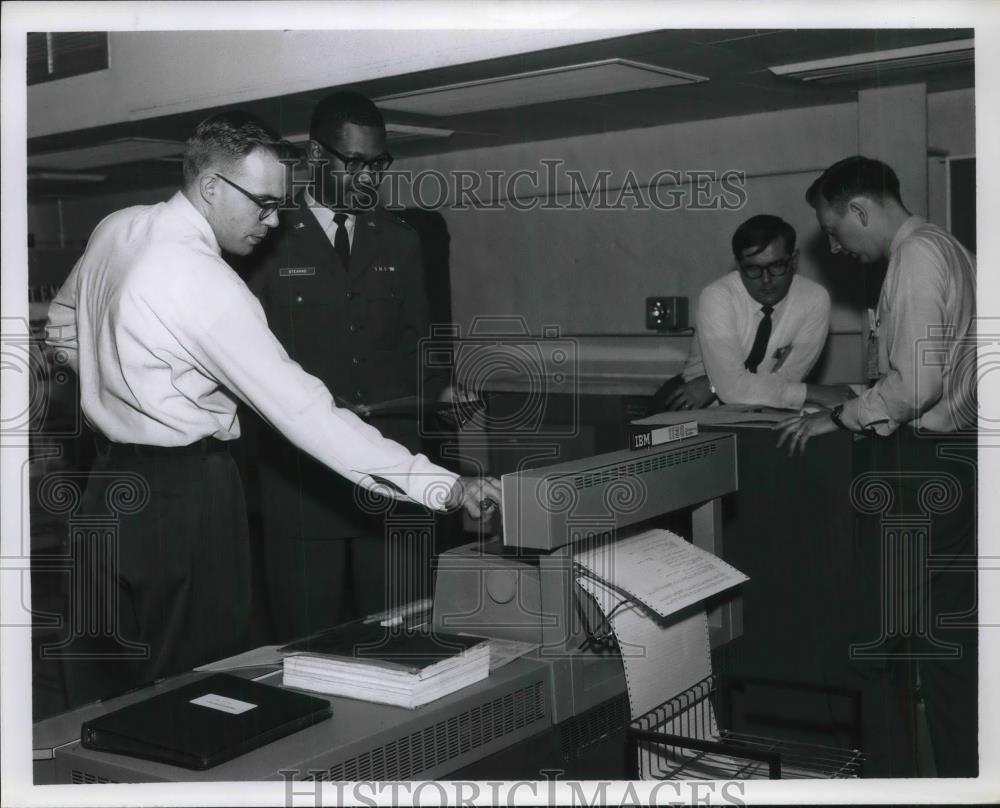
[770,344,793,371]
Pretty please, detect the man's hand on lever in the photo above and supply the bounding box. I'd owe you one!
[446,476,502,520]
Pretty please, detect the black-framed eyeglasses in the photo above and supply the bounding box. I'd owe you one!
[214,173,283,221]
[739,254,795,280]
[312,135,394,176]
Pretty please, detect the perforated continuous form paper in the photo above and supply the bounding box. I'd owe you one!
[574,528,751,779]
[573,528,748,619]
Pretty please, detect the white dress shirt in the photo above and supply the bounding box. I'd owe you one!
[305,189,355,249]
[683,272,831,409]
[46,191,457,509]
[840,216,976,435]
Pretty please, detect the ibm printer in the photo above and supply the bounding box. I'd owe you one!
[35,432,739,783]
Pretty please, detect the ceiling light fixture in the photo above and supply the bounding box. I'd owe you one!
[284,122,454,146]
[28,138,185,171]
[768,38,973,82]
[374,58,708,116]
[28,171,107,183]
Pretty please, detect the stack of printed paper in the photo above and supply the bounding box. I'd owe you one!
[282,624,490,710]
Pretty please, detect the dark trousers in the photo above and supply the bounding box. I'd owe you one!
[264,528,434,642]
[62,449,251,704]
[834,429,978,777]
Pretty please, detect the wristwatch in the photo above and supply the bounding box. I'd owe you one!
[829,404,848,430]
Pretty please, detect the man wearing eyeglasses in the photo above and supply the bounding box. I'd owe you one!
[656,214,842,412]
[773,157,977,778]
[233,91,457,639]
[45,111,499,703]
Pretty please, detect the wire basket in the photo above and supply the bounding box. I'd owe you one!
[627,674,864,780]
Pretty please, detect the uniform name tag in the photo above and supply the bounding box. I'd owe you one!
[279,266,316,277]
[373,265,396,273]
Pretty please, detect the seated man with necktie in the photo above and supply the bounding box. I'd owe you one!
[653,214,847,412]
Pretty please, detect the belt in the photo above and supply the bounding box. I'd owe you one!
[94,434,230,457]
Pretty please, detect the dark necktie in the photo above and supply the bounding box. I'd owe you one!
[744,305,774,373]
[333,212,350,268]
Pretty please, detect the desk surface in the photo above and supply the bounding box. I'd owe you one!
[37,656,555,783]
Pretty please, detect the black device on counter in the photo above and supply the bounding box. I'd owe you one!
[80,673,332,770]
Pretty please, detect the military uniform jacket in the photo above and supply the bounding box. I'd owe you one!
[234,193,442,539]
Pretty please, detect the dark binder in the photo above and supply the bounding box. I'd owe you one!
[80,673,332,770]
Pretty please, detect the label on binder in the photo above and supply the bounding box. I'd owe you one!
[628,420,698,451]
[189,693,258,715]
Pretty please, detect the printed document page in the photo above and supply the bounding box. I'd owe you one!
[632,404,813,427]
[573,528,747,619]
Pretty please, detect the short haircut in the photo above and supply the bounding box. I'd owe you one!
[309,91,386,140]
[806,155,903,210]
[182,111,288,186]
[731,214,797,260]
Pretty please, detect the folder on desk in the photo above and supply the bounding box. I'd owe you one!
[80,673,331,770]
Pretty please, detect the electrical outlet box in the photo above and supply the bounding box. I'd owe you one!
[646,296,688,331]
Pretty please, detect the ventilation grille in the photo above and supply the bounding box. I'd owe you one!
[559,694,629,757]
[569,443,717,491]
[305,681,546,781]
[71,769,118,784]
[27,32,109,85]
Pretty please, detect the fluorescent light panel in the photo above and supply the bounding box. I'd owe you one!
[769,38,973,82]
[28,138,185,171]
[375,58,708,116]
[29,172,107,183]
[285,122,454,146]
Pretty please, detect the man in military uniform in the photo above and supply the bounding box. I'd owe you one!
[234,91,446,638]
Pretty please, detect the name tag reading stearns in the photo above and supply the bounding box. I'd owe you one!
[279,266,316,277]
[189,693,258,715]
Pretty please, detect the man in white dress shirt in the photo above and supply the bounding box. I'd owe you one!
[45,112,499,701]
[777,156,977,777]
[778,157,977,447]
[656,214,843,412]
